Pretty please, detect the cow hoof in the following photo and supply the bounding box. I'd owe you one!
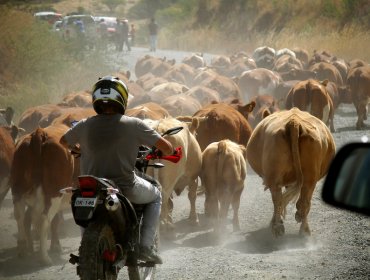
[189,218,200,227]
[299,224,311,236]
[17,240,32,257]
[271,223,285,237]
[50,244,62,254]
[40,255,53,266]
[295,212,302,223]
[233,225,241,232]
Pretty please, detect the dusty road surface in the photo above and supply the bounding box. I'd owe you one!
[0,47,369,280]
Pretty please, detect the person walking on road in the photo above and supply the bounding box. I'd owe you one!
[148,17,158,52]
[130,23,136,46]
[116,18,131,52]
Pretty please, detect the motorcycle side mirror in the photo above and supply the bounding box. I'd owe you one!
[322,142,370,216]
[71,120,79,127]
[162,126,183,136]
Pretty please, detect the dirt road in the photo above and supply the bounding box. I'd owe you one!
[0,47,369,280]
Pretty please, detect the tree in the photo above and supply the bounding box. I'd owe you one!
[101,0,126,13]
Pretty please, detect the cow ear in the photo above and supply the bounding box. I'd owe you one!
[176,116,193,123]
[262,108,271,119]
[188,117,201,134]
[321,79,329,86]
[245,101,256,112]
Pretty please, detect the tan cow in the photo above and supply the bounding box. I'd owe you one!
[0,126,15,209]
[58,90,92,107]
[185,85,221,106]
[247,108,336,237]
[134,55,175,78]
[159,94,202,117]
[182,53,206,69]
[148,81,189,104]
[236,68,282,102]
[346,65,370,129]
[285,79,335,132]
[201,140,247,232]
[143,118,202,231]
[10,124,76,264]
[126,102,171,120]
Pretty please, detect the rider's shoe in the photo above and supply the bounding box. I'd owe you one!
[138,246,163,264]
[69,253,79,265]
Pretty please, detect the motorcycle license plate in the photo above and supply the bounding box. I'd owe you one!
[74,197,97,207]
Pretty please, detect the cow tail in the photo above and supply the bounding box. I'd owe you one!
[30,128,46,183]
[216,140,227,189]
[281,119,303,218]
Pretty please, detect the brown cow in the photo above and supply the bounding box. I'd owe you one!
[0,126,15,209]
[285,79,335,132]
[346,66,370,129]
[10,124,76,264]
[201,140,247,232]
[18,105,95,134]
[182,102,254,151]
[247,108,336,237]
[309,62,344,86]
[249,94,280,128]
[17,104,62,133]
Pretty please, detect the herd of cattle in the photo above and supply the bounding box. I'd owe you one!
[0,45,369,265]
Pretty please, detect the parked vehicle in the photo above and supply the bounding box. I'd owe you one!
[322,142,370,216]
[60,14,98,47]
[52,20,63,33]
[34,11,63,25]
[61,126,183,280]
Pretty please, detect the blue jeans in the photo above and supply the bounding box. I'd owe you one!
[121,174,162,247]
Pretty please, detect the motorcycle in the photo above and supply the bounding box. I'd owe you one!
[60,126,183,280]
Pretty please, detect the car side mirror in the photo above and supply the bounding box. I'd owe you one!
[322,142,370,216]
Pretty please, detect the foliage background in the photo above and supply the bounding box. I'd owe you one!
[0,0,369,120]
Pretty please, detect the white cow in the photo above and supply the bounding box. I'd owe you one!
[143,117,202,232]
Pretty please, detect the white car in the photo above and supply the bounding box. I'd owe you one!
[34,11,63,25]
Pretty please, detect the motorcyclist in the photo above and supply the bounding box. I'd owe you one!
[60,76,174,264]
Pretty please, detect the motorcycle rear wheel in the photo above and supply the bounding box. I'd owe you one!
[78,222,117,280]
[127,231,159,280]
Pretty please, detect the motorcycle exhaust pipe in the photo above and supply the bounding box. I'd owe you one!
[105,194,120,211]
[105,194,128,238]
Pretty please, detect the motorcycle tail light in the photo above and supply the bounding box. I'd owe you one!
[102,250,116,262]
[78,176,98,197]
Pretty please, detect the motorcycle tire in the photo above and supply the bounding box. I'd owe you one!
[78,222,117,280]
[127,231,159,280]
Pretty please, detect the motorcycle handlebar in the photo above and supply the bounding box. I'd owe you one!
[145,146,182,163]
